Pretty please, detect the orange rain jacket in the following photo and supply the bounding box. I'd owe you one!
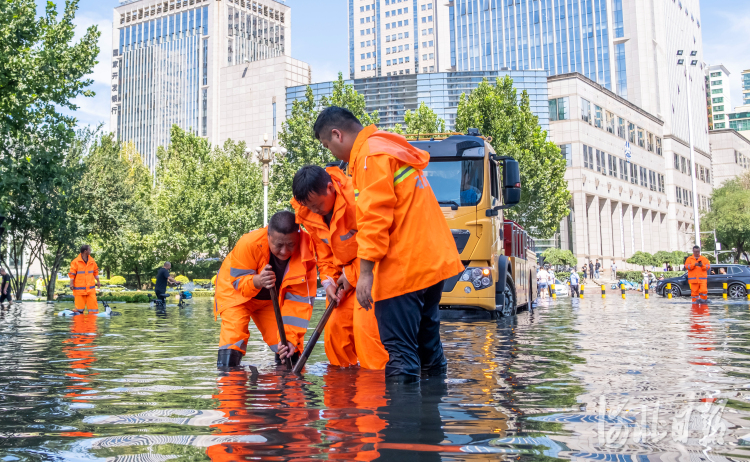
[214,227,318,350]
[685,255,710,284]
[350,125,464,302]
[68,254,99,296]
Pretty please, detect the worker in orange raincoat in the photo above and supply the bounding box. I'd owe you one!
[215,211,317,368]
[685,245,710,304]
[68,244,101,314]
[290,164,388,370]
[312,106,464,382]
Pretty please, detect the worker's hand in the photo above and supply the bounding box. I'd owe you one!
[325,282,341,305]
[253,265,275,290]
[96,282,101,289]
[337,271,353,293]
[276,341,296,360]
[357,271,374,310]
[695,261,702,267]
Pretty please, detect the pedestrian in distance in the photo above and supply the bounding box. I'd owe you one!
[610,260,617,280]
[154,262,178,306]
[582,264,587,281]
[595,259,601,279]
[569,269,580,298]
[588,260,594,281]
[546,264,555,297]
[68,245,101,314]
[214,211,318,369]
[0,268,11,306]
[36,276,44,297]
[291,164,388,370]
[313,106,463,383]
[685,245,710,304]
[537,267,548,299]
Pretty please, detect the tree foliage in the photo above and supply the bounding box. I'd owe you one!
[391,102,446,136]
[626,251,655,270]
[274,73,379,207]
[454,77,570,238]
[541,248,577,268]
[702,170,750,263]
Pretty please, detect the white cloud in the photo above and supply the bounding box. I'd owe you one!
[703,10,750,110]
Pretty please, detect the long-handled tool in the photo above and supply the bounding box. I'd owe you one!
[269,286,292,370]
[293,285,342,374]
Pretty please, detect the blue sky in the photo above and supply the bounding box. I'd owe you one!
[49,0,750,132]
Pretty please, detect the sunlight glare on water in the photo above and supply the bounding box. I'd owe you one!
[1,295,750,460]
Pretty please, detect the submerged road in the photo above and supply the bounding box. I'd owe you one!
[1,295,750,460]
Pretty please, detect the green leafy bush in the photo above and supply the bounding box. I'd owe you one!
[190,290,214,298]
[616,271,685,283]
[109,275,126,285]
[175,275,190,284]
[193,279,211,285]
[97,291,152,303]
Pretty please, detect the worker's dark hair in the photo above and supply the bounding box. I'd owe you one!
[80,244,91,254]
[269,210,299,235]
[313,106,363,141]
[292,165,332,203]
[164,261,171,266]
[693,245,701,250]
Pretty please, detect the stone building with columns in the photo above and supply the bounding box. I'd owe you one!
[548,73,713,271]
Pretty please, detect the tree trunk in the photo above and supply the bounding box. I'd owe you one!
[134,264,141,289]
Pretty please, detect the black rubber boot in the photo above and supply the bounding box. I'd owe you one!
[274,351,300,366]
[385,373,420,384]
[422,363,447,377]
[217,349,243,369]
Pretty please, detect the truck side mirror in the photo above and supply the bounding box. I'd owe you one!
[501,158,521,208]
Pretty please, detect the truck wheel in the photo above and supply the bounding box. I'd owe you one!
[501,276,517,317]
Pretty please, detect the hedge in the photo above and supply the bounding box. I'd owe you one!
[616,271,684,283]
[194,279,211,285]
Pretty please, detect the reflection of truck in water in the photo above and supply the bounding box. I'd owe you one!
[408,130,537,319]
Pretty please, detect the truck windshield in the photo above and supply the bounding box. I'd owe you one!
[423,159,484,206]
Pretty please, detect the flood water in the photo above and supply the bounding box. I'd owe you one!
[2,295,750,461]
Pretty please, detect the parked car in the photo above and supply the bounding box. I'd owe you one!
[554,279,569,297]
[656,264,750,298]
[316,287,326,299]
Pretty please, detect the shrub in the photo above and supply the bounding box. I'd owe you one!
[194,279,211,285]
[190,290,214,298]
[109,276,126,285]
[616,271,685,283]
[97,291,152,303]
[175,275,190,284]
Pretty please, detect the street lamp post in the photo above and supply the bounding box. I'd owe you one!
[254,133,287,227]
[678,53,701,247]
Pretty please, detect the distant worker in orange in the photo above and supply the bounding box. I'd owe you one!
[68,245,101,314]
[685,245,710,304]
[291,164,388,370]
[214,211,317,369]
[313,106,464,382]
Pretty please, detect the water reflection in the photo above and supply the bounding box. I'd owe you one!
[2,297,750,460]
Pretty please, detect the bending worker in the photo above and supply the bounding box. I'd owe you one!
[214,211,317,369]
[685,245,710,304]
[154,261,178,306]
[291,164,388,370]
[312,106,464,382]
[68,244,101,314]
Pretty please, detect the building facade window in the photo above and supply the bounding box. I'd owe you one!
[549,97,569,121]
[559,144,572,166]
[581,98,591,124]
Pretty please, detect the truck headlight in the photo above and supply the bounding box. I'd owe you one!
[461,267,493,291]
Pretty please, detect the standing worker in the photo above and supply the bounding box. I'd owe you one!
[313,106,464,383]
[68,245,101,314]
[291,165,388,370]
[154,262,178,306]
[214,211,317,369]
[685,245,710,304]
[36,276,44,298]
[569,268,580,298]
[0,268,11,306]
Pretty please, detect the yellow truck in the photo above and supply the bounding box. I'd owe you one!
[409,129,538,319]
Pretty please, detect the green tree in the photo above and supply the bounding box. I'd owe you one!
[455,77,570,238]
[702,171,750,263]
[274,73,379,207]
[652,250,673,268]
[541,248,577,268]
[670,250,689,268]
[391,102,447,136]
[626,251,655,270]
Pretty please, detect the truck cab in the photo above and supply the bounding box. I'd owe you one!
[409,130,536,319]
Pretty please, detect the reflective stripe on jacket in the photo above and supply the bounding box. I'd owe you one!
[685,255,710,281]
[292,167,361,287]
[214,227,318,350]
[350,124,464,302]
[68,254,99,296]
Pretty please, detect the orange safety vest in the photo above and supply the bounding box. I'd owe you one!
[350,124,464,302]
[214,227,318,339]
[291,166,361,286]
[685,255,710,283]
[68,254,99,296]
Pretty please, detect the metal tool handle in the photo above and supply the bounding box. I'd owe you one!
[292,286,342,374]
[269,286,292,370]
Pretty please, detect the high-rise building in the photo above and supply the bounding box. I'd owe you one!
[110,0,310,170]
[742,69,750,106]
[705,65,731,130]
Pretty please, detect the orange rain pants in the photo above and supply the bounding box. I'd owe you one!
[74,293,98,313]
[325,290,388,370]
[690,281,708,303]
[217,298,306,356]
